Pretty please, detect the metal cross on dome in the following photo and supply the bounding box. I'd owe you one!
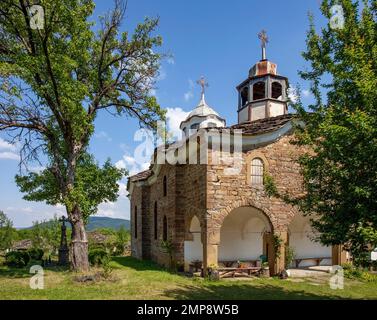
[196,76,209,96]
[258,29,269,60]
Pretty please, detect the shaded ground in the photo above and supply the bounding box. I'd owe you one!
[0,256,376,300]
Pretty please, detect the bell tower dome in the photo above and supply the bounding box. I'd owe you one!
[237,30,288,124]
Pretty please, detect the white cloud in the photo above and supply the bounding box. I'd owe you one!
[0,138,19,160]
[0,151,19,160]
[288,87,299,104]
[0,138,17,151]
[157,67,167,81]
[302,89,311,98]
[94,131,112,142]
[166,107,189,139]
[117,181,129,199]
[167,57,175,65]
[115,154,150,176]
[184,79,195,102]
[149,88,157,97]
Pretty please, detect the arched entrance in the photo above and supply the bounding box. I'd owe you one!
[184,216,203,271]
[218,206,273,266]
[288,213,332,268]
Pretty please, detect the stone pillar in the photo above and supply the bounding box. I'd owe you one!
[203,229,219,276]
[332,245,348,265]
[274,230,288,275]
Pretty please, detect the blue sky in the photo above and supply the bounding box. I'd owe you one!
[0,0,327,227]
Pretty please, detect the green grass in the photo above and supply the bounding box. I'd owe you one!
[0,256,376,300]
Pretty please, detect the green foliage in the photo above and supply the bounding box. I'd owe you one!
[264,173,278,198]
[0,0,164,269]
[284,0,377,267]
[101,256,114,279]
[273,235,283,260]
[342,263,377,282]
[5,251,30,268]
[29,215,62,256]
[88,248,110,266]
[0,211,16,251]
[114,226,130,256]
[27,248,44,261]
[285,246,296,269]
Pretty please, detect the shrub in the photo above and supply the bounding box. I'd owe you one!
[5,251,30,267]
[89,249,109,266]
[28,248,44,260]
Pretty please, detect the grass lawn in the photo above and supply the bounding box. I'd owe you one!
[0,256,376,300]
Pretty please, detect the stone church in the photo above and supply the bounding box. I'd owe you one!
[127,38,348,275]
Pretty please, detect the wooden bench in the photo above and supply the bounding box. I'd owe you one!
[294,257,331,268]
[218,267,261,278]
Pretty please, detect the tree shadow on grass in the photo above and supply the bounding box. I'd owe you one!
[0,263,69,279]
[111,256,168,272]
[163,283,347,300]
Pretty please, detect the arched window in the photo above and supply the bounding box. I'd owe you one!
[134,206,138,238]
[240,86,249,106]
[154,202,158,240]
[253,81,266,100]
[271,82,283,100]
[163,216,168,241]
[251,158,264,185]
[190,123,199,130]
[163,176,167,197]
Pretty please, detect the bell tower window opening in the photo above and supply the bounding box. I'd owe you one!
[240,86,249,106]
[253,81,266,100]
[271,82,283,100]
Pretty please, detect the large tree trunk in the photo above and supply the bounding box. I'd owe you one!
[69,206,89,272]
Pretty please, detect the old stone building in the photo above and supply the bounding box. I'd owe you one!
[127,40,348,275]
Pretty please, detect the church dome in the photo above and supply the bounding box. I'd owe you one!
[180,77,226,136]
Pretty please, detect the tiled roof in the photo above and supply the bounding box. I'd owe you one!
[128,115,295,183]
[128,169,152,182]
[229,114,295,135]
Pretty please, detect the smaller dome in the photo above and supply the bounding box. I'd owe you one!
[179,92,226,135]
[187,94,220,118]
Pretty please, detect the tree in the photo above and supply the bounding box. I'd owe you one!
[115,225,129,255]
[0,0,165,271]
[0,210,16,251]
[29,215,63,256]
[289,0,377,265]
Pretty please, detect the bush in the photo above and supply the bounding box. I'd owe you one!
[28,248,44,260]
[5,251,30,268]
[342,263,377,282]
[89,249,109,266]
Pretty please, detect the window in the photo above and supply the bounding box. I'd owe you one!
[134,206,138,238]
[271,82,283,100]
[163,176,167,197]
[163,216,168,241]
[154,202,158,240]
[251,158,264,185]
[206,122,217,128]
[240,86,249,106]
[190,123,199,130]
[253,81,266,100]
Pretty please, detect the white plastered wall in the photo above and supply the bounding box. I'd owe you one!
[219,207,271,262]
[184,216,203,270]
[289,213,332,267]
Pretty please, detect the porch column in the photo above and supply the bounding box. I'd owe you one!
[203,229,220,276]
[274,230,288,275]
[332,245,348,265]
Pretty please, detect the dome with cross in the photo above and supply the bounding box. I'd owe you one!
[180,77,226,137]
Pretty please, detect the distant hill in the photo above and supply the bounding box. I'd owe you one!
[86,216,130,231]
[26,216,130,231]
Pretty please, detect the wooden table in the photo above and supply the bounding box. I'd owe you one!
[218,267,261,278]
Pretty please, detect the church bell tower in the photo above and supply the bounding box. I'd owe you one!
[237,30,288,124]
